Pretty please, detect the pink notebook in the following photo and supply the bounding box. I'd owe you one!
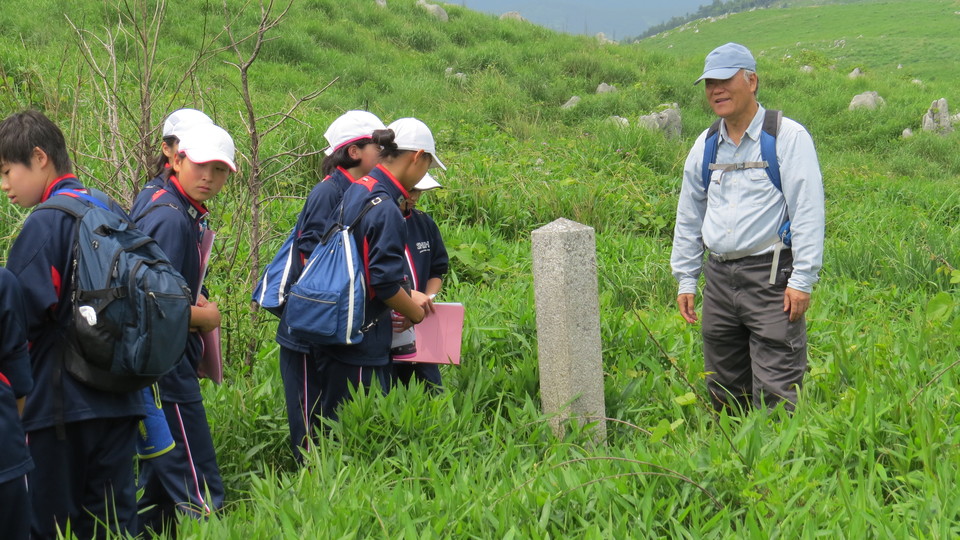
[197,230,223,384]
[393,303,464,365]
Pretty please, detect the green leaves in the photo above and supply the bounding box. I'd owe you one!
[926,292,955,323]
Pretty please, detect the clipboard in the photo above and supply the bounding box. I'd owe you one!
[197,229,223,384]
[392,303,463,365]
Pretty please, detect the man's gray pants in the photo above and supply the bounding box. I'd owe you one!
[702,250,807,412]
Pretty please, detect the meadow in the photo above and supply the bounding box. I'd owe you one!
[1,0,959,537]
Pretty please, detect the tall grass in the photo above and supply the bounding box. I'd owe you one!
[0,0,959,537]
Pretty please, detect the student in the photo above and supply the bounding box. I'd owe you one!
[130,107,213,217]
[276,110,386,461]
[130,122,235,535]
[390,172,449,390]
[308,117,443,423]
[0,267,34,540]
[0,109,144,539]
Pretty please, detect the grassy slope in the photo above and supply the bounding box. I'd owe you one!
[638,0,960,82]
[0,0,959,537]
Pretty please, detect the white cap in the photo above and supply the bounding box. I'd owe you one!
[177,123,237,172]
[413,172,442,191]
[324,110,386,156]
[162,108,213,139]
[387,118,446,171]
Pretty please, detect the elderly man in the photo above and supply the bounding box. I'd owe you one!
[670,42,825,412]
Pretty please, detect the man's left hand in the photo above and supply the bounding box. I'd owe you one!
[783,287,811,323]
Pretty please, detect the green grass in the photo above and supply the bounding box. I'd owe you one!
[1,0,960,537]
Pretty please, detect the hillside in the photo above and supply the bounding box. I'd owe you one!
[0,0,959,537]
[636,0,960,83]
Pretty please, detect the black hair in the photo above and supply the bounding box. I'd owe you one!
[372,128,406,160]
[150,135,178,179]
[371,128,435,165]
[0,109,73,175]
[320,137,375,177]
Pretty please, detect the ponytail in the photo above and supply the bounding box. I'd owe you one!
[150,135,178,180]
[373,129,406,160]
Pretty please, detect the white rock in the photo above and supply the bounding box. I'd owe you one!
[417,0,448,22]
[561,96,581,110]
[500,11,527,22]
[596,83,617,94]
[848,91,885,111]
[606,116,629,127]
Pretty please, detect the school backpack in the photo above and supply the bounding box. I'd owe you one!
[251,228,299,318]
[284,197,381,345]
[701,108,791,247]
[38,189,193,393]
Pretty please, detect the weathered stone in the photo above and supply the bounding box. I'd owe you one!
[500,11,527,22]
[561,96,581,110]
[848,91,885,111]
[606,116,629,127]
[532,219,606,444]
[596,82,617,94]
[848,67,863,79]
[417,0,448,22]
[375,0,386,7]
[800,65,814,73]
[902,128,913,138]
[638,104,682,139]
[595,32,615,45]
[922,98,952,135]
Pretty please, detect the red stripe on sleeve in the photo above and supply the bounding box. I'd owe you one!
[51,265,62,298]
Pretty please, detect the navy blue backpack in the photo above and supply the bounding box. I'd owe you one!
[252,228,300,318]
[38,189,192,393]
[284,197,381,345]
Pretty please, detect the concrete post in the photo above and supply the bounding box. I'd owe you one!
[531,218,606,444]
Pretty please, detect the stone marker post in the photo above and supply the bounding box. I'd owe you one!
[531,218,606,444]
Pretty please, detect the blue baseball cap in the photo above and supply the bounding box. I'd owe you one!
[694,43,756,84]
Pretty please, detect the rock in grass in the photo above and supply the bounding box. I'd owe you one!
[561,96,581,110]
[606,116,629,127]
[596,82,617,94]
[848,67,864,78]
[417,0,448,22]
[922,98,952,135]
[848,91,885,111]
[596,32,616,45]
[638,105,681,139]
[500,11,527,22]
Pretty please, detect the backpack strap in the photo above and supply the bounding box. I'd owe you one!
[323,197,383,244]
[760,109,782,192]
[700,119,722,192]
[52,189,111,211]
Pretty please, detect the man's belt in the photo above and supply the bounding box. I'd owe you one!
[709,234,788,284]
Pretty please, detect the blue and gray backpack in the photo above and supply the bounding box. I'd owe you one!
[38,189,192,393]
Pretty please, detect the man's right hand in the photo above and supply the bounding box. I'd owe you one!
[677,293,698,324]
